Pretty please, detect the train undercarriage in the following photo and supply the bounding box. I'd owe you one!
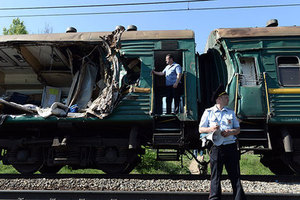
[0,118,299,175]
[0,124,147,174]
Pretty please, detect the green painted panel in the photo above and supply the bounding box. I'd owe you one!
[226,39,263,51]
[269,117,300,124]
[269,93,300,122]
[238,86,265,117]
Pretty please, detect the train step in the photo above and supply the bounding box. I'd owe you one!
[153,132,182,148]
[156,149,179,161]
[154,128,181,133]
[154,115,181,130]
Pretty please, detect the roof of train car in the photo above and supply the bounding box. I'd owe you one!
[0,30,194,43]
[215,26,300,39]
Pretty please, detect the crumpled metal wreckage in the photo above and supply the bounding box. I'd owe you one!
[0,28,125,119]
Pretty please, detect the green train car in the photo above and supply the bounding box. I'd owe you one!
[0,27,200,174]
[0,24,299,175]
[201,25,300,174]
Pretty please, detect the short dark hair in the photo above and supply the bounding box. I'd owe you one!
[166,54,174,60]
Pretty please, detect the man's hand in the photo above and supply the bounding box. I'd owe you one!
[173,82,178,88]
[210,125,220,133]
[152,70,164,76]
[221,129,232,137]
[221,128,240,137]
[199,124,219,134]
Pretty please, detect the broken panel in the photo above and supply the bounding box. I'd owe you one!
[0,28,125,119]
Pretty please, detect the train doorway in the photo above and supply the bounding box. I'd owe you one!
[152,51,183,115]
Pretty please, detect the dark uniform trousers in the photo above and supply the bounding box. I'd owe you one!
[154,84,183,114]
[209,142,246,200]
[165,83,183,114]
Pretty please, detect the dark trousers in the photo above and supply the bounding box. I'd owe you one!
[209,143,246,200]
[154,84,183,114]
[165,85,183,114]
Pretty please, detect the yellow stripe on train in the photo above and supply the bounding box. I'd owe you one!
[268,88,300,94]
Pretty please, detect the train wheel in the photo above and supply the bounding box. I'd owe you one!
[100,163,131,174]
[10,148,43,174]
[287,152,300,175]
[260,153,294,175]
[100,149,140,174]
[13,162,43,174]
[39,165,62,174]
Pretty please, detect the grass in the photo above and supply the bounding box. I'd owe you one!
[0,149,274,175]
[199,152,274,175]
[239,152,274,175]
[133,149,274,175]
[133,149,190,174]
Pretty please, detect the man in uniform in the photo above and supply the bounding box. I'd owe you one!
[152,54,182,114]
[199,84,246,200]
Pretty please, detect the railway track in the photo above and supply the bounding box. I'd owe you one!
[0,174,299,182]
[0,174,298,198]
[0,190,299,200]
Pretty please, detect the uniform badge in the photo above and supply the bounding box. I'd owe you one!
[228,119,232,124]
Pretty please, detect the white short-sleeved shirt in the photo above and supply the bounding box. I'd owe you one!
[162,62,182,86]
[199,105,239,145]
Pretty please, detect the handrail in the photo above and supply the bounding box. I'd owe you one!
[184,72,187,114]
[234,73,239,114]
[268,88,300,94]
[263,72,271,119]
[150,72,154,114]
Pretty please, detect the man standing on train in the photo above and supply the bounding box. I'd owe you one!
[199,84,246,200]
[152,54,182,114]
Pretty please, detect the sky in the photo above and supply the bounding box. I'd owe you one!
[0,0,300,53]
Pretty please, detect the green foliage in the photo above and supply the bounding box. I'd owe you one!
[0,162,18,174]
[3,18,28,35]
[57,167,103,174]
[240,153,274,175]
[133,149,191,174]
[202,153,274,175]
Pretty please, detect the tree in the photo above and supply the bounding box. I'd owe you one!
[3,18,28,35]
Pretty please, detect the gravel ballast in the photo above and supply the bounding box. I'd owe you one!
[0,178,299,193]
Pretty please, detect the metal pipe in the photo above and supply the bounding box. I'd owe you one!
[281,128,293,153]
[263,72,271,118]
[234,73,239,114]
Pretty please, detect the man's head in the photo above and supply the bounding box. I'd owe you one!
[165,54,174,65]
[212,84,229,105]
[216,93,229,106]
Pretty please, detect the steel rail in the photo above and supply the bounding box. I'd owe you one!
[0,174,299,182]
[0,190,299,200]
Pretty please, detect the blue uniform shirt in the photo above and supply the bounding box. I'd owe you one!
[199,105,239,145]
[162,62,182,86]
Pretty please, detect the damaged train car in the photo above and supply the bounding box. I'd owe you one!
[0,27,199,174]
[1,23,299,175]
[199,24,300,175]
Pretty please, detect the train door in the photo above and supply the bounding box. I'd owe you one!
[234,53,265,118]
[152,50,183,114]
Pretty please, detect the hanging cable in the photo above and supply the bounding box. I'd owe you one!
[0,0,211,11]
[0,3,300,18]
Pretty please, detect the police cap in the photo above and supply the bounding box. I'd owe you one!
[211,84,228,102]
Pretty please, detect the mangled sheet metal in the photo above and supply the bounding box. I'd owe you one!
[0,28,125,119]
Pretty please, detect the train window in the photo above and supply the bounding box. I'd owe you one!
[277,56,300,86]
[239,57,258,86]
[120,57,141,86]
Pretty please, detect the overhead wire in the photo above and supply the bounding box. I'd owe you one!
[0,0,211,11]
[0,3,300,18]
